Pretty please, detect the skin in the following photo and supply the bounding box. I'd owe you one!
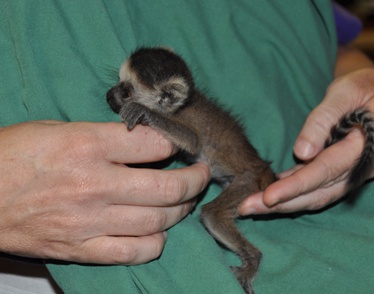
[0,120,210,264]
[239,47,374,215]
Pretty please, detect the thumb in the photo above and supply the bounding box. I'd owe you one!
[294,71,373,160]
[294,104,341,160]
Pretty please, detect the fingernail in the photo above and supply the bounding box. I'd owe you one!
[295,139,314,159]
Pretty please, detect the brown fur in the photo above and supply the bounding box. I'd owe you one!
[107,47,276,294]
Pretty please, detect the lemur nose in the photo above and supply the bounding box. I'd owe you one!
[106,87,121,113]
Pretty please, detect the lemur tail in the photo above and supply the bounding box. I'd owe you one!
[326,107,374,191]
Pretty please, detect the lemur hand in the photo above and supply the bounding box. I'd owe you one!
[120,101,153,130]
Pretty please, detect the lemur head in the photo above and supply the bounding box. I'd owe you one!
[107,47,194,114]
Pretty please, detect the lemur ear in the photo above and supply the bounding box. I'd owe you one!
[162,78,189,104]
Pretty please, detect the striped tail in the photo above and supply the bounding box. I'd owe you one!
[326,107,374,191]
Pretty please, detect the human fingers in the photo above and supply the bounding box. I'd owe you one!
[264,130,363,207]
[100,162,210,206]
[48,232,167,265]
[4,121,175,165]
[264,131,363,207]
[239,181,345,215]
[294,68,374,160]
[238,165,303,215]
[60,122,175,164]
[90,201,195,237]
[238,165,305,215]
[276,164,304,179]
[240,130,363,215]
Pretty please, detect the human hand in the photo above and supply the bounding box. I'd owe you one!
[0,121,210,264]
[239,68,374,215]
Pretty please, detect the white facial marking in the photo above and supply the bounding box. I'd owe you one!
[118,58,189,113]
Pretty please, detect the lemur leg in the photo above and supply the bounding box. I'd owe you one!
[200,177,261,294]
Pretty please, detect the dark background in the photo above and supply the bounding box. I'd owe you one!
[337,0,374,58]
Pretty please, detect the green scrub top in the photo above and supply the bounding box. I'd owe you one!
[1,1,373,293]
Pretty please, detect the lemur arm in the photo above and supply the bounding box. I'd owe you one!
[120,101,200,155]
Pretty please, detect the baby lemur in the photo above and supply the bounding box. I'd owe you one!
[107,47,276,294]
[106,47,374,293]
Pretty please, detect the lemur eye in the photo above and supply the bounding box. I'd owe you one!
[121,83,133,98]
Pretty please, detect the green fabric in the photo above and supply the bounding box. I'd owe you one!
[1,0,373,293]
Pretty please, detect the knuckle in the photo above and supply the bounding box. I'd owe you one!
[328,74,368,107]
[197,164,211,191]
[65,131,100,160]
[328,75,357,95]
[318,159,334,181]
[143,209,168,234]
[107,240,138,264]
[109,236,164,265]
[117,244,139,264]
[152,133,174,160]
[290,173,308,197]
[310,106,338,137]
[148,236,164,259]
[72,238,140,264]
[161,174,187,204]
[179,201,194,218]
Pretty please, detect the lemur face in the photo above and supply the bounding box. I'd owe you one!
[106,48,194,114]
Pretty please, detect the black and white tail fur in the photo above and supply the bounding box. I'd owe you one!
[326,107,374,191]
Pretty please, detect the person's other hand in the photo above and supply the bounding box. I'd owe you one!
[239,68,374,215]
